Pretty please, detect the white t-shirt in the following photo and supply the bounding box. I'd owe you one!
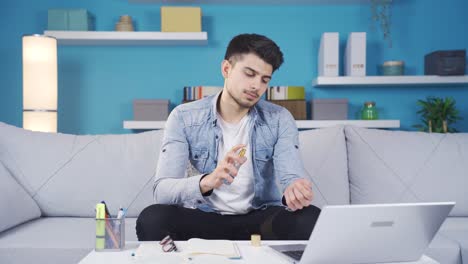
[205,113,254,215]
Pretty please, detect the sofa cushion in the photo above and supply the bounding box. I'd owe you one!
[0,162,41,233]
[439,217,468,263]
[299,126,349,208]
[441,232,468,263]
[0,217,137,264]
[0,122,162,217]
[345,126,468,216]
[425,232,462,264]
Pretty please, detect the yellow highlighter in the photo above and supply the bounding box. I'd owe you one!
[95,203,106,250]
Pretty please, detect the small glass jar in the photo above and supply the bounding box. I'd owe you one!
[382,60,404,76]
[361,101,379,120]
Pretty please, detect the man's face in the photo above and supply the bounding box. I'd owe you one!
[222,53,273,109]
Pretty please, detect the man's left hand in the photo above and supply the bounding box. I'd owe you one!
[283,178,314,211]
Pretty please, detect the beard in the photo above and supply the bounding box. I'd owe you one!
[225,86,259,109]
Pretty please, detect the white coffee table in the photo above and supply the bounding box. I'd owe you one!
[78,241,439,264]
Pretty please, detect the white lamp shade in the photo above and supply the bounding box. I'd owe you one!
[23,111,57,133]
[22,35,58,133]
[22,35,57,110]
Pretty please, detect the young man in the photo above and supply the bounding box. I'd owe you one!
[136,33,320,241]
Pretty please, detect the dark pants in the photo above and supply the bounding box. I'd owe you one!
[136,204,321,241]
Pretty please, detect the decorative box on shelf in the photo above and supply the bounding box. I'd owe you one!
[161,6,202,32]
[344,32,366,77]
[311,98,348,120]
[268,100,307,120]
[133,99,169,121]
[48,9,95,31]
[318,32,339,77]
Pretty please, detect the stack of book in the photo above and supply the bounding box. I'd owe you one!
[266,86,307,120]
[266,86,305,100]
[184,86,222,101]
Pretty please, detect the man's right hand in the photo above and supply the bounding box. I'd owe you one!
[199,144,247,194]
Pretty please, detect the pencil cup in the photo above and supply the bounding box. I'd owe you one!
[95,217,125,251]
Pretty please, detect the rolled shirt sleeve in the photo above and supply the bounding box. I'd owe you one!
[153,108,206,205]
[273,108,307,194]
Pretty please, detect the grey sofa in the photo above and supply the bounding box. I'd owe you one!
[0,121,467,264]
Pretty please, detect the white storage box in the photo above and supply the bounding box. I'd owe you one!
[344,32,366,76]
[318,32,339,77]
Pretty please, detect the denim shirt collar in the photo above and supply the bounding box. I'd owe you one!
[209,90,262,127]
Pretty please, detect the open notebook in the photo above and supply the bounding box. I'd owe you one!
[186,238,241,259]
[134,239,241,260]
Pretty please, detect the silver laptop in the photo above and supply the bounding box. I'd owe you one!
[269,202,455,264]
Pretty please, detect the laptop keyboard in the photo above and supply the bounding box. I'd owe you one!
[283,250,304,261]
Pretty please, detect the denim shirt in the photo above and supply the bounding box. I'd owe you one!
[153,92,307,213]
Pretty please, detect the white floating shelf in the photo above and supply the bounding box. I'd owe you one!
[44,31,208,45]
[124,120,400,130]
[124,121,167,129]
[313,76,468,87]
[295,120,400,128]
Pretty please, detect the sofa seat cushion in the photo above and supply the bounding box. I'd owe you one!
[439,217,468,263]
[0,162,41,233]
[425,232,462,264]
[0,217,137,264]
[299,126,349,208]
[344,126,468,216]
[0,122,163,217]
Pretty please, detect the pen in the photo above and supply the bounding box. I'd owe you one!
[113,207,125,246]
[101,201,112,218]
[117,207,125,219]
[100,201,120,249]
[105,218,120,249]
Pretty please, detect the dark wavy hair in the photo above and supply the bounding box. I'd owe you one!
[224,33,284,72]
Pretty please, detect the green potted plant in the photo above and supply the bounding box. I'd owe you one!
[413,96,462,133]
[371,0,393,48]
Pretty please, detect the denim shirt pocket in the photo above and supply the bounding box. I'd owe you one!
[254,147,274,175]
[190,147,209,173]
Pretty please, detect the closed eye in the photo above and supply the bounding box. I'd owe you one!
[244,67,271,84]
[244,70,255,77]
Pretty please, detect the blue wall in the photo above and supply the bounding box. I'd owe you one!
[1,0,467,134]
